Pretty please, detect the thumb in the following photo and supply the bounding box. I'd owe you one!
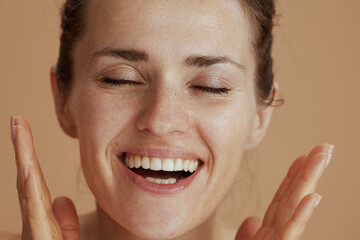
[53,197,79,240]
[235,217,262,240]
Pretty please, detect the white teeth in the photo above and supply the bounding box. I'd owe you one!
[162,158,174,171]
[128,155,135,168]
[142,156,150,169]
[189,161,195,173]
[162,178,177,184]
[153,178,162,184]
[193,161,199,172]
[134,155,141,168]
[145,177,177,184]
[150,157,162,171]
[183,159,190,172]
[124,154,200,172]
[174,158,183,171]
[145,177,153,182]
[165,178,177,184]
[189,160,199,173]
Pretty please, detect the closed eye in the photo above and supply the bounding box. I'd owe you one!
[102,78,143,86]
[191,86,230,95]
[102,78,229,95]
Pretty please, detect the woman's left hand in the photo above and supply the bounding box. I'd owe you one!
[235,144,334,240]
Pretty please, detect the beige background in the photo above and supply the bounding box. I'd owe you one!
[1,0,359,239]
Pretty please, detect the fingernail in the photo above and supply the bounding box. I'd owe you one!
[314,195,322,208]
[11,114,16,126]
[325,145,335,168]
[24,165,29,181]
[11,115,17,143]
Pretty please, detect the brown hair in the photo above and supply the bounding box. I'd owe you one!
[56,0,281,106]
[56,0,87,94]
[240,0,281,106]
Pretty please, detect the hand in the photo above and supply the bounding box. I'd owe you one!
[235,144,334,240]
[11,115,79,240]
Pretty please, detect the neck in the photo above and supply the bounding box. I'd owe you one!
[95,203,218,240]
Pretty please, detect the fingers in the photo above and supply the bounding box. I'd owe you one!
[11,115,62,240]
[279,193,322,240]
[238,144,333,240]
[53,197,79,240]
[235,217,262,240]
[274,144,334,229]
[263,155,307,226]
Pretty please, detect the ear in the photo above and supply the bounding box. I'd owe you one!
[244,82,279,151]
[50,66,78,138]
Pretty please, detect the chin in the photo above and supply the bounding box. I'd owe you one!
[84,146,218,239]
[100,198,202,240]
[126,217,191,240]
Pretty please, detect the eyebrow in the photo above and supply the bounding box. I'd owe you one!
[184,55,246,72]
[91,48,246,71]
[91,48,149,62]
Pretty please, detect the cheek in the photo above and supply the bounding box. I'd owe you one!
[199,101,253,160]
[194,99,255,198]
[68,86,140,191]
[71,85,139,149]
[75,96,124,152]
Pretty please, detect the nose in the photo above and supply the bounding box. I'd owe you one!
[135,87,190,136]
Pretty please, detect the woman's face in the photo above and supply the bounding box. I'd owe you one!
[63,0,262,238]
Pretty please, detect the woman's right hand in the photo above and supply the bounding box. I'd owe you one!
[11,115,79,240]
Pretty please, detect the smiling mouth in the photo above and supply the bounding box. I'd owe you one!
[120,153,202,184]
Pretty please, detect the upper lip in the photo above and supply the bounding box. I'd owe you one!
[119,147,203,161]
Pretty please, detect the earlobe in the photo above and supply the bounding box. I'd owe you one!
[244,83,279,151]
[50,66,78,138]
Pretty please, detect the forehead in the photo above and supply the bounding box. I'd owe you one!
[80,0,254,67]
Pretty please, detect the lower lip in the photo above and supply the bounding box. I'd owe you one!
[118,157,202,195]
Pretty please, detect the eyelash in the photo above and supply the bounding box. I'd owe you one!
[102,78,230,96]
[191,86,230,96]
[102,78,142,86]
